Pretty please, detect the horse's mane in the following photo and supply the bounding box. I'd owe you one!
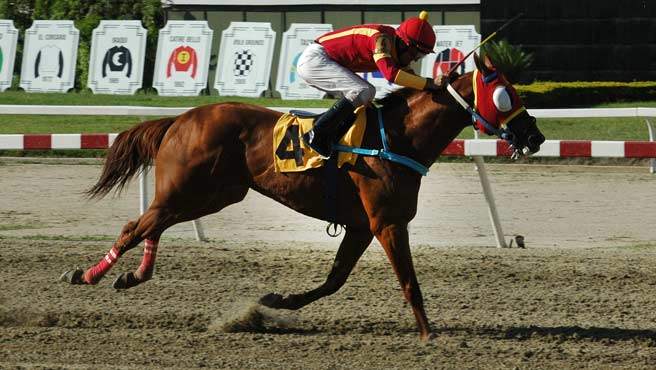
[374,86,419,107]
[374,72,466,107]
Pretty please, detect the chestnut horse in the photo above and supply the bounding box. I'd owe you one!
[62,55,544,340]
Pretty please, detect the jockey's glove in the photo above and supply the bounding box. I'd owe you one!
[425,75,450,91]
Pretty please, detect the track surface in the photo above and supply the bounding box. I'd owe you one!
[1,160,655,369]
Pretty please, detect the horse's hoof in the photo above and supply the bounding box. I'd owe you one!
[60,268,87,285]
[112,272,140,290]
[421,332,437,342]
[258,293,284,308]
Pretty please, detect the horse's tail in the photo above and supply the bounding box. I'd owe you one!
[86,117,177,199]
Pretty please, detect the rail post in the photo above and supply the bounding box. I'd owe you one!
[472,129,507,248]
[139,165,148,215]
[646,117,655,174]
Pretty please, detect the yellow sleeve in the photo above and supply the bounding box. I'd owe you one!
[393,69,428,90]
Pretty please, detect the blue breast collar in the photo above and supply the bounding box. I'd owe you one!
[333,106,429,176]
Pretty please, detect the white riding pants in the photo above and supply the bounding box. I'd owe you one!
[296,43,376,107]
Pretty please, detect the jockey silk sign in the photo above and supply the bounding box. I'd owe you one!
[0,20,18,92]
[20,20,79,92]
[215,22,276,97]
[153,21,213,96]
[275,23,332,100]
[420,25,481,78]
[88,21,147,94]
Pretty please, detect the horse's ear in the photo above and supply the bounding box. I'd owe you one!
[483,53,495,69]
[473,53,493,77]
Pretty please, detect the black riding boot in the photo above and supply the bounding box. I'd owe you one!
[333,110,357,142]
[302,98,356,159]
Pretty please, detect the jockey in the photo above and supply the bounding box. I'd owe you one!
[297,11,448,159]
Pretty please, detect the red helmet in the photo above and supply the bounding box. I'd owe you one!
[396,11,436,54]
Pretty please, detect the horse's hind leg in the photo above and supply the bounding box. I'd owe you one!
[259,227,373,310]
[62,181,250,288]
[60,205,175,286]
[109,207,173,289]
[110,182,250,289]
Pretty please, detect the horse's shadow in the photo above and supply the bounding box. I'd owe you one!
[478,325,656,342]
[237,321,656,343]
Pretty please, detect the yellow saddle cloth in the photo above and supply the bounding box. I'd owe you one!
[273,106,367,173]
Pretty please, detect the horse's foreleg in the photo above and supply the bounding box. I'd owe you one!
[375,223,434,341]
[259,228,373,310]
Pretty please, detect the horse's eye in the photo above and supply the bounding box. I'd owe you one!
[492,86,512,112]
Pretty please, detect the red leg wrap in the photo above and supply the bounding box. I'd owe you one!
[85,246,120,284]
[136,239,158,276]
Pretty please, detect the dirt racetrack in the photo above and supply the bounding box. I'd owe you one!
[1,158,656,369]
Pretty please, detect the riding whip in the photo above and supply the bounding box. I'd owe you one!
[447,12,524,75]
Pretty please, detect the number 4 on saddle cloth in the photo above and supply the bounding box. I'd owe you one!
[273,106,367,173]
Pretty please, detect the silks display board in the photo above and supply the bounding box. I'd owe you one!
[420,25,481,78]
[152,21,213,96]
[275,23,332,100]
[88,20,147,94]
[20,20,79,93]
[0,20,18,92]
[215,22,276,97]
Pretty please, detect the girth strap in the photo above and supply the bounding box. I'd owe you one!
[323,155,343,237]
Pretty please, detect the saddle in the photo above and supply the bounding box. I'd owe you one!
[272,106,367,173]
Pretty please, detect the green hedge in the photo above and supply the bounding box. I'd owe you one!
[516,81,656,108]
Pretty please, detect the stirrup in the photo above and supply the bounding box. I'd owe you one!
[302,130,333,159]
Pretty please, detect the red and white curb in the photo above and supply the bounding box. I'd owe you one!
[1,134,655,158]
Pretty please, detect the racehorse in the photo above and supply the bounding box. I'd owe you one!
[61,54,544,341]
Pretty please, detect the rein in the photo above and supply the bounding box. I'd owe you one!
[446,82,508,140]
[333,76,524,172]
[334,106,429,176]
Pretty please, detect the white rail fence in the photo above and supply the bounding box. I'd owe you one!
[1,105,655,247]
